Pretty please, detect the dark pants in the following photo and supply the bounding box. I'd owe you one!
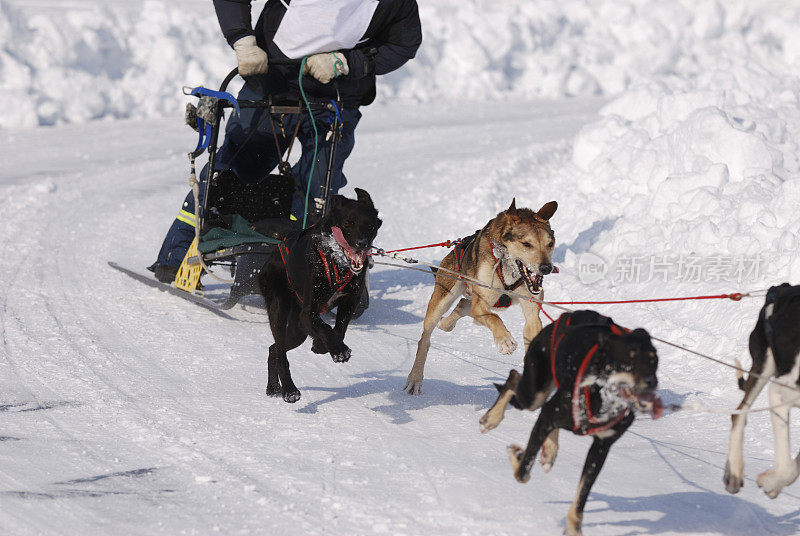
[152,82,361,269]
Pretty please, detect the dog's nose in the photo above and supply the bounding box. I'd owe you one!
[645,375,658,389]
[539,263,553,275]
[355,238,369,249]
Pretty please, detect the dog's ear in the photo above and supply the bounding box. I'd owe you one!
[507,198,517,214]
[355,188,375,209]
[329,194,346,211]
[493,382,504,393]
[536,201,558,221]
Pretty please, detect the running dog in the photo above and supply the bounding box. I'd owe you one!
[258,188,381,403]
[480,310,661,536]
[404,199,557,395]
[724,283,800,498]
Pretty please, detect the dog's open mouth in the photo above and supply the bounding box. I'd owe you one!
[331,226,368,273]
[516,260,543,294]
[620,386,663,420]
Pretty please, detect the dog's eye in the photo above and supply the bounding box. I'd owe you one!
[522,242,532,248]
[547,241,554,248]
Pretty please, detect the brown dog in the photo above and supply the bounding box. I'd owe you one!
[404,199,557,394]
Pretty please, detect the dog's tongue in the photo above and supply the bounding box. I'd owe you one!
[331,226,366,263]
[636,392,664,420]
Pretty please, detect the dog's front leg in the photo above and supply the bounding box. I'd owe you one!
[471,294,517,354]
[724,353,773,494]
[332,283,361,341]
[565,427,628,536]
[301,304,351,363]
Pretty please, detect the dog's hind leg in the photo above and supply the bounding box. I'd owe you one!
[266,294,302,403]
[266,344,281,397]
[724,349,774,494]
[480,369,521,433]
[508,395,565,483]
[757,361,800,498]
[439,298,470,332]
[564,423,630,536]
[405,281,463,395]
[540,430,560,474]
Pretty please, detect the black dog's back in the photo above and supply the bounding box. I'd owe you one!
[750,283,800,386]
[513,310,618,409]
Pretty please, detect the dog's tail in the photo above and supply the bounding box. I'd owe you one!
[734,358,746,391]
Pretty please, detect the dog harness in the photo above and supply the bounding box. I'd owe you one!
[549,315,633,436]
[277,236,355,312]
[454,228,539,308]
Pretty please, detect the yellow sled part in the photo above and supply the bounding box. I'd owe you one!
[174,237,203,292]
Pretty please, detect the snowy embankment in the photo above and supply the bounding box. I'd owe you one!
[3,0,800,127]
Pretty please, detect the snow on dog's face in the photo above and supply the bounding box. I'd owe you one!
[597,328,662,419]
[322,188,382,273]
[494,199,557,293]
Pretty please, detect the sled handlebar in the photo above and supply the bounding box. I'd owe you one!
[220,60,303,93]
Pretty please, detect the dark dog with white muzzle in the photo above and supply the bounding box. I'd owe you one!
[480,310,662,536]
[258,188,381,403]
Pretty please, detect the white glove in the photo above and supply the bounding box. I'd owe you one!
[233,35,269,76]
[303,52,349,84]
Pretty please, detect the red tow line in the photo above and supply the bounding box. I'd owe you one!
[381,240,458,254]
[376,239,749,319]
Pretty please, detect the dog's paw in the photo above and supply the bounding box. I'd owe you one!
[723,460,744,494]
[265,382,282,398]
[311,338,327,354]
[479,409,501,434]
[330,345,351,363]
[540,437,558,474]
[438,315,458,332]
[495,333,518,355]
[283,389,301,404]
[757,469,787,499]
[507,445,529,483]
[403,374,423,395]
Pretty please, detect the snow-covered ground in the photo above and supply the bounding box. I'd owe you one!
[2,97,799,535]
[3,0,800,535]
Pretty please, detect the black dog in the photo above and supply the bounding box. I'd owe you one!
[258,188,381,403]
[725,283,800,498]
[479,310,661,536]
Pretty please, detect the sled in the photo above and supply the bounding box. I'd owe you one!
[172,65,349,310]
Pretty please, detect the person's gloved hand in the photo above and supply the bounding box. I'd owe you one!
[304,52,349,84]
[233,35,269,76]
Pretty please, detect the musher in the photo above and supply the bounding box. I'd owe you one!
[150,0,422,283]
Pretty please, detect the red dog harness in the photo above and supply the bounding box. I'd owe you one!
[549,316,633,436]
[454,229,527,308]
[277,237,355,312]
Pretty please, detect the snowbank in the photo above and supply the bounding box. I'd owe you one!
[3,0,800,128]
[566,57,800,279]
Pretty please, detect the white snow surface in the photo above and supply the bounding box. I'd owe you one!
[3,0,800,128]
[2,0,800,535]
